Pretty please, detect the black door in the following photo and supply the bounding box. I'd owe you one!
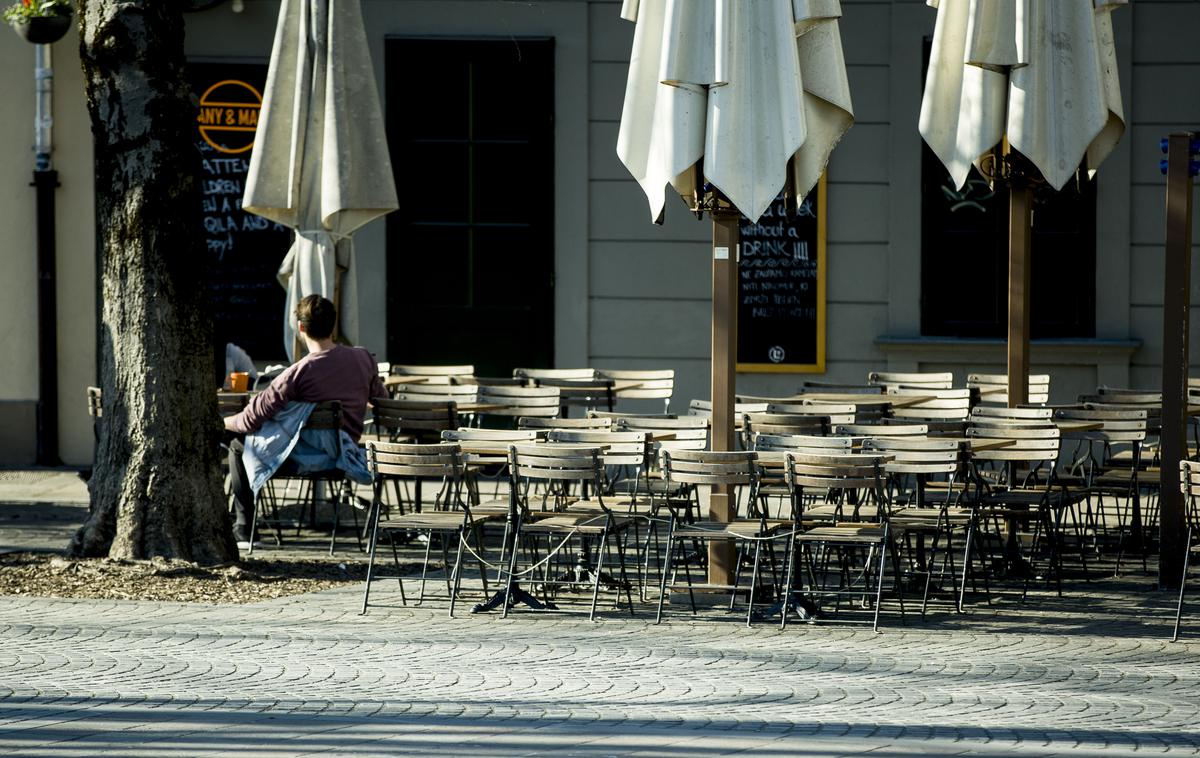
[385,38,555,377]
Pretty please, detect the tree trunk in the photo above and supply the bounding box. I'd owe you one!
[70,0,237,564]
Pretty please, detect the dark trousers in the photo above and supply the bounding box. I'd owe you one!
[228,439,254,531]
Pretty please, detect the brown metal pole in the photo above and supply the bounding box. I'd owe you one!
[708,211,738,586]
[1159,132,1195,589]
[1007,179,1032,408]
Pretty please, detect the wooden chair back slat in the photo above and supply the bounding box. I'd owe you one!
[518,416,613,430]
[597,369,675,400]
[835,423,928,437]
[366,441,464,480]
[753,433,853,453]
[514,367,596,382]
[479,385,561,417]
[662,449,757,487]
[868,371,954,389]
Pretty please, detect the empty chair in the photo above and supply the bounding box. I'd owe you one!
[361,441,498,617]
[392,382,480,404]
[372,398,459,443]
[478,385,561,420]
[546,429,654,509]
[868,371,954,390]
[752,434,855,517]
[766,403,856,427]
[372,398,461,512]
[970,406,1055,429]
[611,415,710,515]
[863,437,969,614]
[1054,406,1150,569]
[440,427,542,516]
[597,369,675,414]
[515,368,613,414]
[742,412,829,445]
[781,451,900,631]
[966,425,1081,597]
[506,443,635,619]
[1095,387,1162,401]
[441,427,542,466]
[614,415,709,453]
[967,373,1051,405]
[888,387,976,422]
[654,450,781,623]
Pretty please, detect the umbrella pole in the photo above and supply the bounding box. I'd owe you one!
[1159,132,1196,589]
[709,211,739,588]
[1006,179,1032,408]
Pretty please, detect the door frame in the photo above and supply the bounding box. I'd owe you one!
[361,1,589,367]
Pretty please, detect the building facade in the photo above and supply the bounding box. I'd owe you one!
[1,0,1198,466]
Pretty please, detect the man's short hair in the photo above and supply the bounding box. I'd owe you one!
[296,295,337,340]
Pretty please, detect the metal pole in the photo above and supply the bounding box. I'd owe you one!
[1006,179,1032,408]
[34,43,59,466]
[708,211,738,586]
[1159,132,1195,589]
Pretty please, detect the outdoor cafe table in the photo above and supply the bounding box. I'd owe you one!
[463,441,610,616]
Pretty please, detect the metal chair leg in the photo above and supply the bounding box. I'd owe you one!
[873,527,890,633]
[656,516,677,624]
[360,492,382,615]
[589,525,610,621]
[450,525,467,618]
[745,540,763,628]
[1174,526,1192,642]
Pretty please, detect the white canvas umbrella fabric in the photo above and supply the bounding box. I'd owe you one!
[919,0,1125,191]
[243,0,398,361]
[617,0,854,224]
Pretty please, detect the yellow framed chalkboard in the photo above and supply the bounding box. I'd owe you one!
[736,174,826,373]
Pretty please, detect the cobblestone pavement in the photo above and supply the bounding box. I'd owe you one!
[2,575,1199,757]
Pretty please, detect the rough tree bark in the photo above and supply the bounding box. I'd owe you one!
[70,0,237,564]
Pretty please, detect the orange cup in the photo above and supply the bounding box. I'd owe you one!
[229,372,249,392]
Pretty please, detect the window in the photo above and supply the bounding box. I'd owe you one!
[385,38,555,375]
[920,40,1097,339]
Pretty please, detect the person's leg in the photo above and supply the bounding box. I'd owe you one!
[228,439,254,541]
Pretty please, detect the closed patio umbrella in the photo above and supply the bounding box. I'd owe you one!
[919,0,1125,404]
[243,0,398,361]
[617,0,853,585]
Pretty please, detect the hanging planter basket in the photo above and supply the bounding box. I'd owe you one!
[11,10,72,44]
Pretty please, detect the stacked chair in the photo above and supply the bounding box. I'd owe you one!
[780,450,901,631]
[361,441,499,617]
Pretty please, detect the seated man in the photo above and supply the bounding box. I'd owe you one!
[224,295,387,548]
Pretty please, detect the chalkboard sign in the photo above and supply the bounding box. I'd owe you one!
[737,175,826,373]
[188,61,292,362]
